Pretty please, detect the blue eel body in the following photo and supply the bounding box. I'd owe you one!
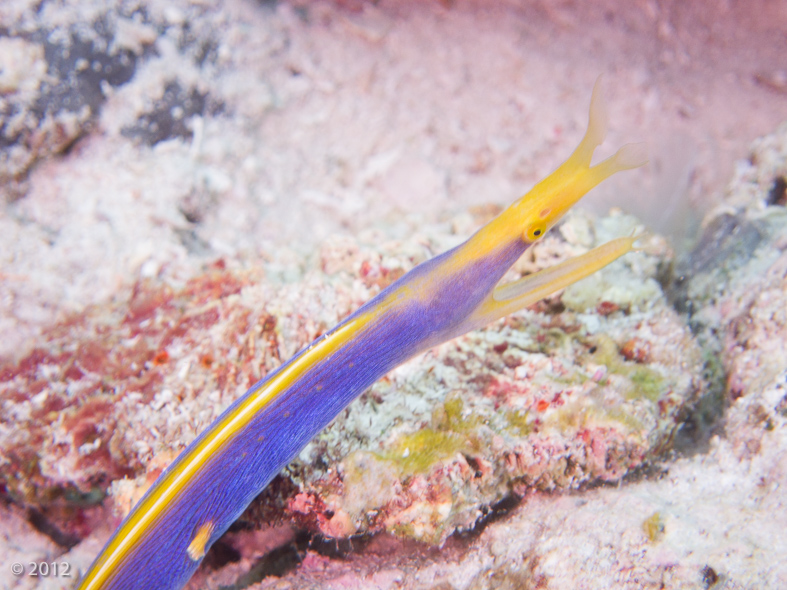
[78,79,647,590]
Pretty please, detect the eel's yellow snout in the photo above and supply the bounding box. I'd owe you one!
[460,76,648,332]
[517,76,648,245]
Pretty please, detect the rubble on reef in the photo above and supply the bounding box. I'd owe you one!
[0,209,705,552]
[279,210,705,545]
[676,120,787,460]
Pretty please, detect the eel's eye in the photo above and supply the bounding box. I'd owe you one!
[524,223,546,242]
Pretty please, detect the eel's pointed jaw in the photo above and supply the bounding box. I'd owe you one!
[454,235,638,333]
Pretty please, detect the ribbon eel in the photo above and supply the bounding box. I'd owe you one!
[78,78,646,590]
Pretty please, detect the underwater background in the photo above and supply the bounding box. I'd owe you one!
[1,0,786,588]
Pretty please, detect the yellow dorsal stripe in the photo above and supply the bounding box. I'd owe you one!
[81,312,375,590]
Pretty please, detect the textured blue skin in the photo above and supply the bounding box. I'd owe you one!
[93,239,526,590]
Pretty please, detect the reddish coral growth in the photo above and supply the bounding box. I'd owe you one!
[360,260,406,290]
[483,377,533,410]
[183,269,249,305]
[493,342,509,354]
[286,492,329,532]
[483,378,516,406]
[63,399,114,448]
[75,341,111,373]
[596,301,621,316]
[620,338,651,363]
[125,281,174,326]
[0,348,59,381]
[259,313,277,334]
[0,265,273,529]
[152,350,170,365]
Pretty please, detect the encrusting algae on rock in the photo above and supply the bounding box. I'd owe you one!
[279,210,706,545]
[0,206,706,559]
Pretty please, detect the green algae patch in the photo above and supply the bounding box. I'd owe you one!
[546,403,583,432]
[586,334,668,402]
[541,396,646,438]
[602,405,645,433]
[629,368,665,402]
[444,394,464,423]
[535,327,576,355]
[382,393,480,475]
[551,371,590,386]
[432,392,479,433]
[384,428,467,474]
[391,522,418,540]
[643,511,665,543]
[578,404,646,435]
[505,409,533,436]
[586,333,620,366]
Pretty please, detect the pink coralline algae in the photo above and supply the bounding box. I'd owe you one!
[0,264,279,532]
